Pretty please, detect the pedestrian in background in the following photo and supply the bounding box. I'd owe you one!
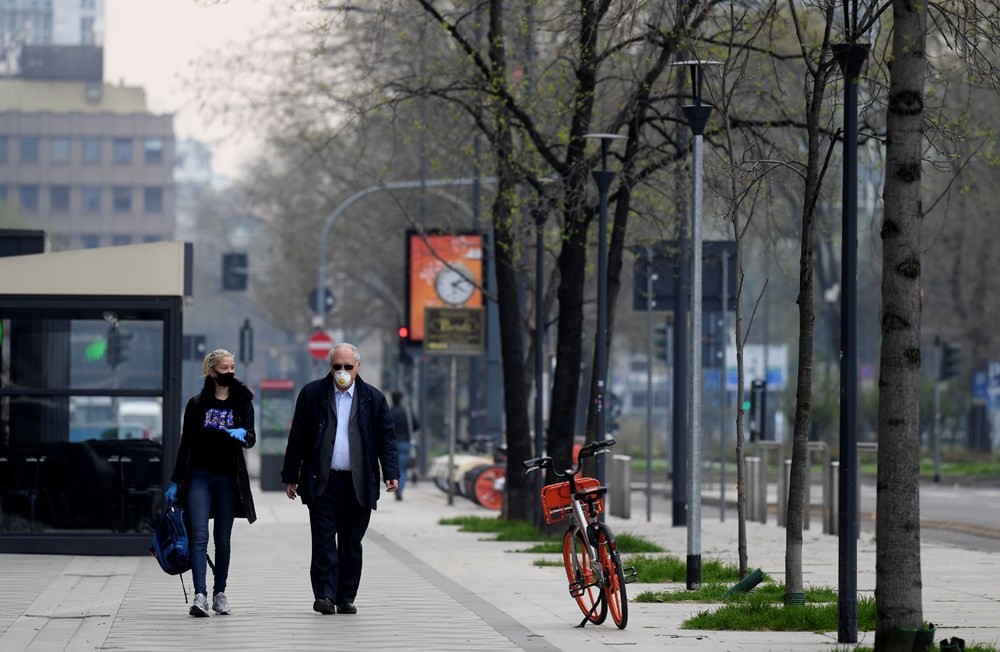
[166,348,257,617]
[281,342,399,616]
[389,390,420,501]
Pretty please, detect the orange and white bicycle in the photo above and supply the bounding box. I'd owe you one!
[523,438,637,629]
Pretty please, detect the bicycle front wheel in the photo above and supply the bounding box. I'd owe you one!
[563,528,607,624]
[595,524,628,629]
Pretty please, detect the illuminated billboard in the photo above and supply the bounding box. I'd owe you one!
[405,231,484,343]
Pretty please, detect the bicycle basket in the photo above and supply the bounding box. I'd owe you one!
[540,476,603,524]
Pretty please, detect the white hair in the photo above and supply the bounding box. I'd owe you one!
[330,342,360,364]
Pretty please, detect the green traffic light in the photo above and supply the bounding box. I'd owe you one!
[85,339,107,362]
[742,399,751,411]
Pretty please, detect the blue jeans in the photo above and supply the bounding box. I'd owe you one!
[397,441,411,495]
[186,468,237,596]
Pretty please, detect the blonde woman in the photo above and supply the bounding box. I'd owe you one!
[166,348,257,617]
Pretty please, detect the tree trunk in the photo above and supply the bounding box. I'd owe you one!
[545,0,602,473]
[784,2,837,600]
[484,0,534,523]
[874,0,927,648]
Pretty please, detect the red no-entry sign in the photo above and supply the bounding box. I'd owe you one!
[307,331,334,360]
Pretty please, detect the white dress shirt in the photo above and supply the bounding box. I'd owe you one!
[331,385,354,470]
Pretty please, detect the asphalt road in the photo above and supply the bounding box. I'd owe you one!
[860,479,1000,553]
[653,475,1000,554]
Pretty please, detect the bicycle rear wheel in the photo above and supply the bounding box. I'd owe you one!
[471,464,504,510]
[562,528,607,624]
[595,524,628,629]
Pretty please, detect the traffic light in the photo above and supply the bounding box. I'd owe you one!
[239,318,254,365]
[398,325,412,364]
[107,326,133,369]
[654,324,668,362]
[748,379,766,441]
[183,334,207,361]
[222,252,248,291]
[940,342,962,381]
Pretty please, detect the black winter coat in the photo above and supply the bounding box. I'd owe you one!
[171,377,257,524]
[280,374,399,510]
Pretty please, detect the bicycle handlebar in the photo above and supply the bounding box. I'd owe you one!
[521,438,617,476]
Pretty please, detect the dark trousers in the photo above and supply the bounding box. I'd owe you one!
[308,471,372,603]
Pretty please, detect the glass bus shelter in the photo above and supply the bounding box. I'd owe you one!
[0,238,189,554]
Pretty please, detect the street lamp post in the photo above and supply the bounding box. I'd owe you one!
[673,59,720,590]
[584,133,626,490]
[832,25,869,644]
[533,204,548,529]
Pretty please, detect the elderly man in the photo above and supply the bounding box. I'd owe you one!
[281,342,399,615]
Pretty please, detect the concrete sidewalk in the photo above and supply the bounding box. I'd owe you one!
[1,481,998,651]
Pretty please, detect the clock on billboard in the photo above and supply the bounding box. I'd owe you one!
[434,263,475,306]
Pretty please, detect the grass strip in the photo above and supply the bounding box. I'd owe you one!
[635,582,834,604]
[681,595,877,631]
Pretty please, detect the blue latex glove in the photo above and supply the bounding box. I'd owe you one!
[225,427,247,442]
[165,483,179,504]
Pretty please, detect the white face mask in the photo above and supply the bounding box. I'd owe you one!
[334,370,352,387]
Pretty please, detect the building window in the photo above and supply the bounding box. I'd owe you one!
[111,235,132,246]
[144,138,165,164]
[0,186,6,202]
[81,235,101,249]
[0,136,7,163]
[81,16,95,45]
[143,235,162,243]
[113,138,133,164]
[50,235,71,251]
[19,137,39,163]
[19,186,39,212]
[50,136,71,163]
[144,187,163,213]
[83,136,101,163]
[112,187,132,212]
[81,0,95,9]
[82,186,101,213]
[50,186,70,212]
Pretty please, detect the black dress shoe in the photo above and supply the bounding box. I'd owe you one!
[313,598,337,615]
[336,602,357,614]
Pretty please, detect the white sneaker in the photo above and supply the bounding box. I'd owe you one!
[212,592,231,615]
[190,593,210,617]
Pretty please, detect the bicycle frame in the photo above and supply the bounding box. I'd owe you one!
[565,474,606,592]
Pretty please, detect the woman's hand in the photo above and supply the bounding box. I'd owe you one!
[225,427,247,442]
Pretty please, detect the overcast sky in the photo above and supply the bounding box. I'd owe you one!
[104,0,277,180]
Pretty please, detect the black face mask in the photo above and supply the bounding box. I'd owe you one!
[215,372,236,387]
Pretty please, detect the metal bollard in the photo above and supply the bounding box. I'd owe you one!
[778,458,791,527]
[804,442,829,532]
[823,454,834,534]
[608,454,631,519]
[829,460,839,535]
[745,457,761,522]
[756,455,766,523]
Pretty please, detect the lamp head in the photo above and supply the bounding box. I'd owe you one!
[670,60,722,106]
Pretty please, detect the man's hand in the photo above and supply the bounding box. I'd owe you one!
[285,483,298,500]
[385,478,399,493]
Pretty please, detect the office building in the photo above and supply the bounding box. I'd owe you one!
[0,77,175,250]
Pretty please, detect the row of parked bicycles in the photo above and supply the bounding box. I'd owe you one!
[428,437,506,510]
